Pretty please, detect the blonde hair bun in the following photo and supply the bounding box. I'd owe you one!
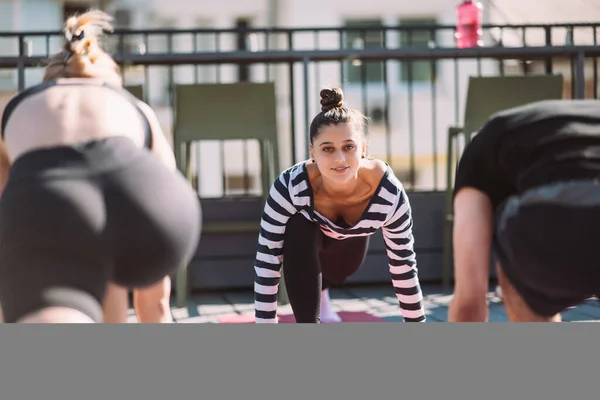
[43,9,122,87]
[63,9,114,61]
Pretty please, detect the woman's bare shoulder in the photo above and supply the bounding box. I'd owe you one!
[360,158,388,185]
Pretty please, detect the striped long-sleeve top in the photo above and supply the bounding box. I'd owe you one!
[254,161,426,323]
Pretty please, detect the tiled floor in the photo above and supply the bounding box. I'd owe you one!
[125,283,600,323]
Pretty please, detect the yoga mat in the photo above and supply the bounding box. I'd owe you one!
[217,311,386,323]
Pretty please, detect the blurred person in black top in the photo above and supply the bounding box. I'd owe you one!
[449,99,600,322]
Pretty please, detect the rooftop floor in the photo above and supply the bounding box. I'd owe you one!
[126,283,600,323]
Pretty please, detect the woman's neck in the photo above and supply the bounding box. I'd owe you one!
[318,175,360,198]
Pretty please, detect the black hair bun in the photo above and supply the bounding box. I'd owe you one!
[320,88,344,111]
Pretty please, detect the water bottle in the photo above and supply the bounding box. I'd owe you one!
[455,0,484,48]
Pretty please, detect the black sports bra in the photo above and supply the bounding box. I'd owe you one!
[1,80,153,149]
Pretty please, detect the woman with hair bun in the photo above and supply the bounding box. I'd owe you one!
[0,10,201,323]
[253,87,426,323]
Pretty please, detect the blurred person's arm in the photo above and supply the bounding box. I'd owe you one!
[136,101,177,172]
[448,116,511,322]
[448,187,493,322]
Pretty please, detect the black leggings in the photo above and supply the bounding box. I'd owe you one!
[283,213,369,323]
[0,137,201,323]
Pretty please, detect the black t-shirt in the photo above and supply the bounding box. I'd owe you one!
[453,99,600,210]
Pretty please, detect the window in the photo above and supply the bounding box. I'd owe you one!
[114,9,131,27]
[113,9,137,54]
[398,18,438,83]
[342,19,385,84]
[63,3,89,20]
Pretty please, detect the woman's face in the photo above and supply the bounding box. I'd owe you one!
[309,123,365,184]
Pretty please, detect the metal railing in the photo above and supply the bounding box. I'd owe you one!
[1,23,599,196]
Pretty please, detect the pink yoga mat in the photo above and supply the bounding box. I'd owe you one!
[217,311,386,323]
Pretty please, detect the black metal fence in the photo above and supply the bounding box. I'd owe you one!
[1,23,599,196]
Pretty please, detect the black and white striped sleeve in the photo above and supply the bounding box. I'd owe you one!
[254,170,298,323]
[382,185,426,322]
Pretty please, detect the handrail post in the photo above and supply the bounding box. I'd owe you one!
[575,50,586,99]
[17,34,25,91]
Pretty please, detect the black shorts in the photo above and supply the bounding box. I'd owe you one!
[0,137,201,322]
[493,180,600,317]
